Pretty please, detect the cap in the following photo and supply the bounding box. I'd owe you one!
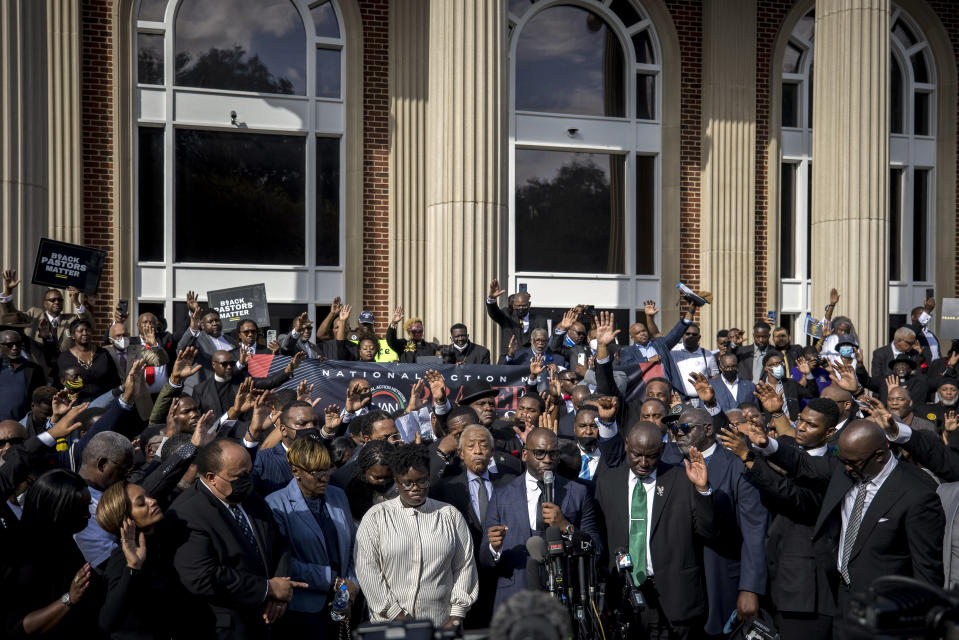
[358,310,375,325]
[663,402,696,424]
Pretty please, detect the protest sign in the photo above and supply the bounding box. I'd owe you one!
[31,238,106,294]
[207,284,269,331]
[940,298,959,341]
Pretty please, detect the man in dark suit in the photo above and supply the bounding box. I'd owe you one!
[0,269,95,352]
[480,428,601,612]
[440,323,491,365]
[662,407,769,635]
[167,439,304,639]
[484,279,548,359]
[253,401,327,496]
[771,326,804,371]
[866,326,930,388]
[750,417,944,606]
[192,350,300,423]
[177,308,241,374]
[430,425,518,628]
[910,297,942,361]
[0,329,46,421]
[594,422,716,638]
[130,311,179,366]
[710,353,757,413]
[503,327,566,368]
[719,398,840,638]
[566,404,624,483]
[234,319,277,357]
[736,322,774,383]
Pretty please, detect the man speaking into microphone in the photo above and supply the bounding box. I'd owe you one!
[480,428,601,613]
[594,421,718,639]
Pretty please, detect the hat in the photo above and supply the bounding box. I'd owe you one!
[888,354,918,371]
[935,376,959,390]
[458,380,499,406]
[835,335,859,348]
[358,310,375,325]
[663,402,696,424]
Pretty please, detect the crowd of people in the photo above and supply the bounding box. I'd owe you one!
[2,265,958,640]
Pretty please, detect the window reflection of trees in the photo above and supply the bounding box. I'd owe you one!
[174,46,296,94]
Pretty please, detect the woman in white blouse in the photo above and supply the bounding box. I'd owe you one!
[354,444,478,628]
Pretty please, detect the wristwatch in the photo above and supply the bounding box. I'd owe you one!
[60,593,73,608]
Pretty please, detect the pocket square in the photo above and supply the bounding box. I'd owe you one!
[878,517,889,523]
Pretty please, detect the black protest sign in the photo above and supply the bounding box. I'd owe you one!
[940,298,959,342]
[207,284,270,331]
[32,238,106,294]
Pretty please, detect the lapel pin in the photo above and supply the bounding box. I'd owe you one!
[656,485,664,497]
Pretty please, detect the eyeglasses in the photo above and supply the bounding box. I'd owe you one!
[398,478,430,490]
[668,422,707,436]
[837,450,880,473]
[45,297,63,303]
[528,448,560,460]
[297,465,331,480]
[238,329,257,335]
[385,433,403,443]
[0,342,21,348]
[215,361,237,368]
[0,437,24,447]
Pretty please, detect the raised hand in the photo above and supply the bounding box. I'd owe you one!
[829,288,840,306]
[284,351,306,374]
[47,402,91,441]
[51,389,75,422]
[488,279,506,299]
[120,518,147,569]
[1,269,20,296]
[165,398,182,436]
[407,379,426,413]
[593,311,620,346]
[192,410,217,446]
[796,356,812,377]
[68,564,92,605]
[596,396,618,423]
[827,360,859,393]
[529,354,546,377]
[229,378,256,419]
[330,296,342,317]
[141,322,157,347]
[739,416,769,448]
[170,346,203,385]
[857,396,898,438]
[293,312,310,333]
[557,307,579,331]
[67,286,81,308]
[753,381,785,414]
[945,411,958,434]
[885,374,900,392]
[424,369,447,405]
[643,300,659,317]
[339,304,352,322]
[185,290,199,313]
[688,371,715,405]
[924,297,936,313]
[683,446,709,491]
[507,335,518,358]
[345,380,371,413]
[188,305,203,331]
[120,360,147,404]
[538,411,558,435]
[718,426,749,462]
[391,307,404,325]
[249,391,276,440]
[322,404,343,435]
[268,339,280,354]
[296,380,314,403]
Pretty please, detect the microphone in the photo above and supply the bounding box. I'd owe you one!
[542,470,555,505]
[545,526,567,600]
[614,547,646,611]
[526,535,548,592]
[526,535,547,563]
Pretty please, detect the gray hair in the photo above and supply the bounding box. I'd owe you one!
[530,327,549,340]
[458,424,494,451]
[81,431,133,467]
[894,326,916,341]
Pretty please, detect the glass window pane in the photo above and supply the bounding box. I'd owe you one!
[889,168,903,280]
[807,65,814,128]
[515,149,625,273]
[806,162,812,279]
[310,1,339,38]
[509,0,531,16]
[783,43,802,74]
[914,91,930,135]
[779,163,795,278]
[138,127,164,262]
[794,10,815,42]
[174,129,305,264]
[892,19,918,48]
[891,56,904,133]
[610,0,641,28]
[515,6,625,118]
[913,169,928,281]
[632,29,654,64]
[635,155,655,275]
[911,51,929,83]
[782,82,799,127]
[138,0,167,22]
[137,33,164,85]
[316,48,341,98]
[636,73,655,120]
[175,0,306,95]
[316,137,340,266]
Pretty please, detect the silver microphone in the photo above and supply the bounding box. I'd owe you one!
[543,470,554,504]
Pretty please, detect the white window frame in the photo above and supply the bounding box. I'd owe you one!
[508,0,663,319]
[133,0,347,327]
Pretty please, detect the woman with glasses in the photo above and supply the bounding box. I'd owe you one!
[355,444,477,627]
[56,318,121,402]
[266,436,358,637]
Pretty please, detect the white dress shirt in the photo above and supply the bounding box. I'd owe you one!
[671,345,719,397]
[627,469,658,576]
[837,454,897,568]
[721,376,740,399]
[577,445,601,480]
[918,312,940,360]
[525,471,543,531]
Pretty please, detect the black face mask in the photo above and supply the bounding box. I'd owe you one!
[294,427,321,441]
[721,370,737,383]
[227,472,254,503]
[576,436,599,453]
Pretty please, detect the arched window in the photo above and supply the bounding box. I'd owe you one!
[134,0,346,331]
[777,4,937,334]
[509,0,662,321]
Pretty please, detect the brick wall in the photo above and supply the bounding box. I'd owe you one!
[358,0,391,333]
[80,0,115,333]
[666,0,703,293]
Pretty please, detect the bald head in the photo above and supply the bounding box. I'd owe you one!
[212,350,237,381]
[838,420,890,481]
[626,421,664,477]
[0,420,27,457]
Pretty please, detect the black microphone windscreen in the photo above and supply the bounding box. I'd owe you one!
[526,535,547,562]
[545,526,563,543]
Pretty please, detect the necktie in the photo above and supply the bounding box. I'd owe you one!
[117,351,127,373]
[535,480,546,531]
[229,504,259,553]
[580,454,591,480]
[840,481,869,584]
[629,479,648,585]
[475,476,489,524]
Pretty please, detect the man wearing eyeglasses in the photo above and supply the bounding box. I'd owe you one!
[480,427,601,613]
[865,326,930,391]
[662,407,769,635]
[0,329,45,421]
[0,268,95,352]
[253,400,333,496]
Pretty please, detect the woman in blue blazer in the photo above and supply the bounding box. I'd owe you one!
[266,437,358,637]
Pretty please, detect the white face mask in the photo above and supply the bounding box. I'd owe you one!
[112,336,129,351]
[770,365,785,380]
[452,341,469,352]
[589,338,598,352]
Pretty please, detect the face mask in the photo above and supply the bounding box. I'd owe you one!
[770,365,785,380]
[112,337,129,351]
[721,370,737,383]
[64,379,84,391]
[226,473,254,503]
[576,436,599,453]
[452,341,469,352]
[589,339,598,352]
[294,427,320,441]
[839,346,855,358]
[564,334,576,348]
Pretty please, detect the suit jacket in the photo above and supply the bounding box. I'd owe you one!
[253,443,293,497]
[663,443,769,634]
[0,299,94,352]
[937,482,959,588]
[131,331,178,366]
[502,347,566,368]
[192,368,292,417]
[622,318,689,397]
[869,344,929,384]
[769,438,945,594]
[265,479,356,613]
[441,342,491,365]
[911,321,942,360]
[593,462,717,623]
[176,329,240,373]
[479,473,601,611]
[166,481,291,640]
[104,343,169,420]
[708,377,756,413]
[485,301,549,358]
[736,346,776,383]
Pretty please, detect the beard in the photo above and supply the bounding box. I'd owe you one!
[576,436,599,453]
